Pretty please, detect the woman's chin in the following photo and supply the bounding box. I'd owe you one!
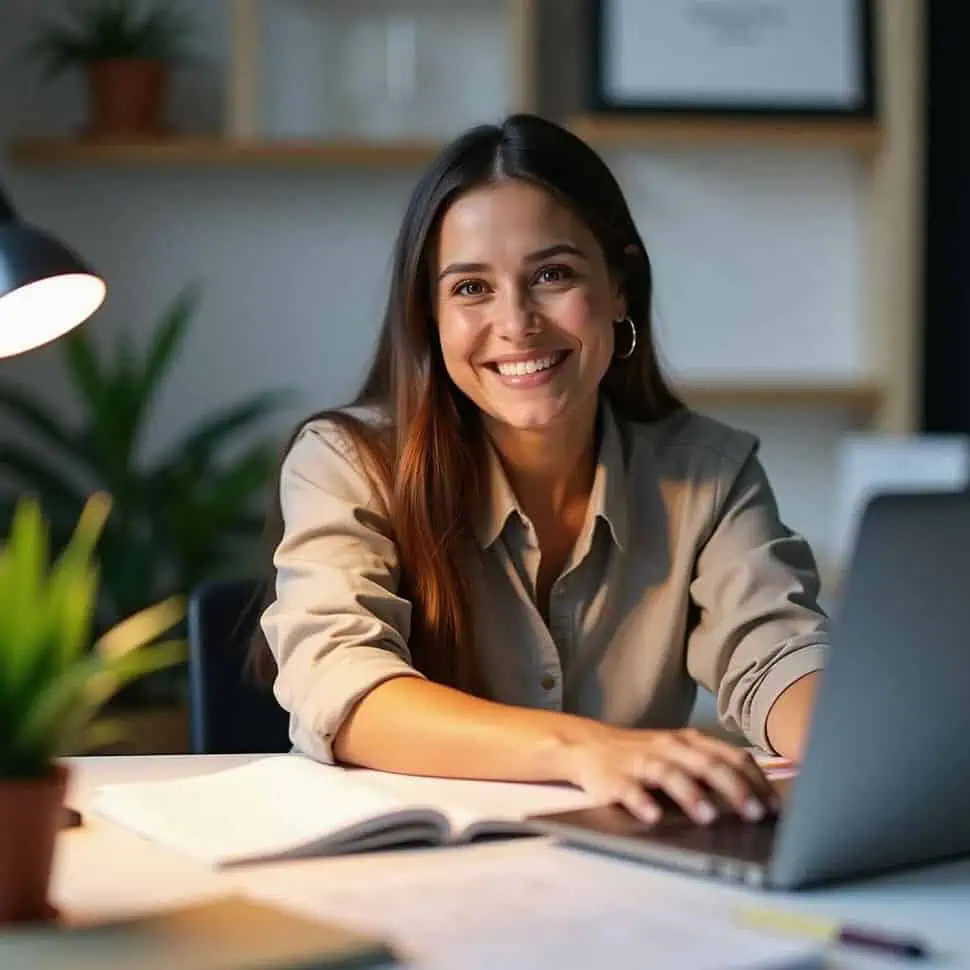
[485,400,572,435]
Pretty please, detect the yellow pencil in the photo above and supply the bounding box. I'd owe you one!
[735,906,930,960]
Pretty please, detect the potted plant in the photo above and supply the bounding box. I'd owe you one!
[29,0,193,139]
[0,284,292,704]
[0,491,185,925]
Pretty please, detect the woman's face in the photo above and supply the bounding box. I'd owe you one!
[433,179,625,439]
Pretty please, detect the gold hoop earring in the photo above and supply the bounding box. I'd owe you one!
[614,316,637,360]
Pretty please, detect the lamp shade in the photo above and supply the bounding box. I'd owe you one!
[0,185,106,359]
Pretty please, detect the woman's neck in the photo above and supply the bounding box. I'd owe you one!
[485,404,599,519]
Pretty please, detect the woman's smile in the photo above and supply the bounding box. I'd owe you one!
[482,349,572,387]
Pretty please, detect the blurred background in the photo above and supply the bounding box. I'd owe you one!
[0,1,960,751]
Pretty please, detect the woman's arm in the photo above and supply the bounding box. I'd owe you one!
[261,421,426,765]
[335,675,776,825]
[687,451,830,754]
[764,671,820,760]
[333,675,597,780]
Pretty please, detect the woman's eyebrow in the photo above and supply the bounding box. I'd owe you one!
[437,261,489,282]
[524,243,586,263]
[436,243,587,283]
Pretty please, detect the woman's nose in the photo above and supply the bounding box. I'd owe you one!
[493,288,540,339]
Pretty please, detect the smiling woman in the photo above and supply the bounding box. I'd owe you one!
[435,184,622,442]
[249,114,828,828]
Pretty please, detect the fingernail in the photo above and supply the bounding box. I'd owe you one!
[696,800,717,824]
[743,797,765,822]
[643,804,662,825]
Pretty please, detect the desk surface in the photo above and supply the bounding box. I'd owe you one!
[55,754,970,970]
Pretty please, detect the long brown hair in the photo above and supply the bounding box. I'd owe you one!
[248,113,683,689]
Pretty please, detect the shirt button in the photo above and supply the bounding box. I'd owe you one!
[540,674,557,691]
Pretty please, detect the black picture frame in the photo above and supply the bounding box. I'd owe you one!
[588,0,877,119]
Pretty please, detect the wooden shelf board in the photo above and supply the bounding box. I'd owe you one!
[8,136,446,168]
[679,380,883,417]
[569,114,882,153]
[10,114,883,168]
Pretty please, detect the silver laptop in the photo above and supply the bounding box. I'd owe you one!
[529,491,970,889]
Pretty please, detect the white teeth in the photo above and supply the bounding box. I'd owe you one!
[495,354,559,377]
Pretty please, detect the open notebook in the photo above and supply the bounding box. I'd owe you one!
[88,755,596,867]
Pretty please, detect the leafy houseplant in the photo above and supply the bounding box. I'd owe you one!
[29,0,193,139]
[0,492,185,924]
[0,285,291,701]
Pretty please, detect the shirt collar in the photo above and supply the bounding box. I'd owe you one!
[475,435,523,550]
[474,398,629,553]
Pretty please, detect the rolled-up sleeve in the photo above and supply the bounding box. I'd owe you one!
[686,450,830,753]
[260,421,425,763]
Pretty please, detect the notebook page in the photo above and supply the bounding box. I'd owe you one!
[244,839,821,970]
[439,913,821,970]
[91,756,431,866]
[348,769,596,838]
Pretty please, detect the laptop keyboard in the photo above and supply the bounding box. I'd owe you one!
[655,814,777,865]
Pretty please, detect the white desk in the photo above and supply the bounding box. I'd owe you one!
[55,754,970,969]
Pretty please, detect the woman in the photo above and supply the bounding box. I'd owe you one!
[252,114,829,827]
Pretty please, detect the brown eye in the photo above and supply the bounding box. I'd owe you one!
[454,280,488,298]
[534,265,574,285]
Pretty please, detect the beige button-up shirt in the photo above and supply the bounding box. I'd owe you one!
[261,400,829,763]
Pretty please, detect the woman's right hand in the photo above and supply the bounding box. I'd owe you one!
[560,726,778,826]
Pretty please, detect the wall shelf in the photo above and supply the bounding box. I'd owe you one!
[8,137,446,169]
[679,380,883,422]
[570,115,882,154]
[9,113,882,170]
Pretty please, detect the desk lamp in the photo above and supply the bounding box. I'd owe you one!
[0,181,105,357]
[0,182,104,848]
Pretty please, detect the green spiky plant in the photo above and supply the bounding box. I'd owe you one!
[28,0,192,78]
[0,285,292,687]
[0,492,186,779]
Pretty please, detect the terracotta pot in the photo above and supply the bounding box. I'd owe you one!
[85,59,169,139]
[0,763,68,925]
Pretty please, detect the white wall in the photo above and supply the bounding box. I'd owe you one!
[0,0,920,583]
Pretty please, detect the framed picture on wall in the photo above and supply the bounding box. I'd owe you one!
[589,0,876,118]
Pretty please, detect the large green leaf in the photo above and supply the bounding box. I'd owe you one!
[203,443,277,516]
[47,492,111,668]
[154,390,292,475]
[141,284,196,401]
[0,444,87,511]
[2,494,111,724]
[0,499,51,699]
[85,331,146,484]
[150,442,275,579]
[96,594,184,660]
[54,642,187,755]
[0,384,91,474]
[11,640,186,771]
[62,328,106,419]
[96,527,163,625]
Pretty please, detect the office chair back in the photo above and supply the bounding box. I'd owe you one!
[187,578,291,754]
